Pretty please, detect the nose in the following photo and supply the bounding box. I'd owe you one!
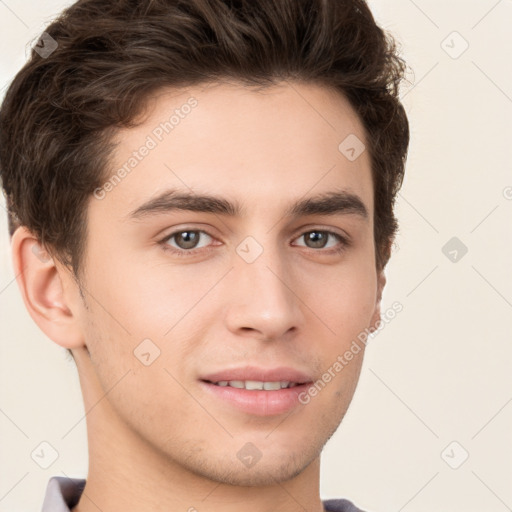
[224,240,304,342]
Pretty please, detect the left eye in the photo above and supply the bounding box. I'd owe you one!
[293,230,344,250]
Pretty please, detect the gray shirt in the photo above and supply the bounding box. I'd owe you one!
[41,476,366,512]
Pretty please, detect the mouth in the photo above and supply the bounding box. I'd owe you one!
[198,366,314,416]
[203,380,305,390]
[199,380,312,416]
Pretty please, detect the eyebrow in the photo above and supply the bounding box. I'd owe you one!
[125,188,369,222]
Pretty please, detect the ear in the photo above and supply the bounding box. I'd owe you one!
[369,269,386,333]
[10,226,85,349]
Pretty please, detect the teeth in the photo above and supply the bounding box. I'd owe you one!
[262,381,281,390]
[213,380,298,390]
[228,380,245,389]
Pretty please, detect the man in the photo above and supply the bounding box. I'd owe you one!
[0,0,409,511]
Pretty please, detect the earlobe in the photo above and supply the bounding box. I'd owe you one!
[10,226,85,349]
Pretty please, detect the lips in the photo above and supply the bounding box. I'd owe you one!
[199,374,311,417]
[199,366,314,416]
[200,366,313,385]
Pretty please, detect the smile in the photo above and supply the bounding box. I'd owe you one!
[207,380,302,390]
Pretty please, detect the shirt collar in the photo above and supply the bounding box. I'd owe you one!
[41,476,86,512]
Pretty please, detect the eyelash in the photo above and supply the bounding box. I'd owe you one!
[158,228,350,258]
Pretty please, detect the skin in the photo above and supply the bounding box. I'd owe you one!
[12,80,385,512]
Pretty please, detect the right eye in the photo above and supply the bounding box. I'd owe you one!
[160,229,217,256]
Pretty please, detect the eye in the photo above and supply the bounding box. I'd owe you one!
[160,229,215,256]
[292,230,348,253]
[159,227,349,258]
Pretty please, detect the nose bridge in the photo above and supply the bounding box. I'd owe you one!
[225,232,302,338]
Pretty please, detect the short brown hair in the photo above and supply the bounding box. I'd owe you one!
[0,0,409,280]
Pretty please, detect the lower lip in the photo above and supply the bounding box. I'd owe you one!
[199,381,312,416]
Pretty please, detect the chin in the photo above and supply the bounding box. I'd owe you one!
[204,458,313,487]
[177,441,323,487]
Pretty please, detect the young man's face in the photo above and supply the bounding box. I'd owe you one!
[66,81,383,485]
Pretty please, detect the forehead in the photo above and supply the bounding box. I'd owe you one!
[94,80,373,219]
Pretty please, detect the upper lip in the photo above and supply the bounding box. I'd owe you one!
[200,366,313,384]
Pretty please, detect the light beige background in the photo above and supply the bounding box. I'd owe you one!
[1,1,511,511]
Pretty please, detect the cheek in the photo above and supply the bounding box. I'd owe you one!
[80,255,214,398]
[83,238,196,336]
[80,292,201,434]
[305,259,378,342]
